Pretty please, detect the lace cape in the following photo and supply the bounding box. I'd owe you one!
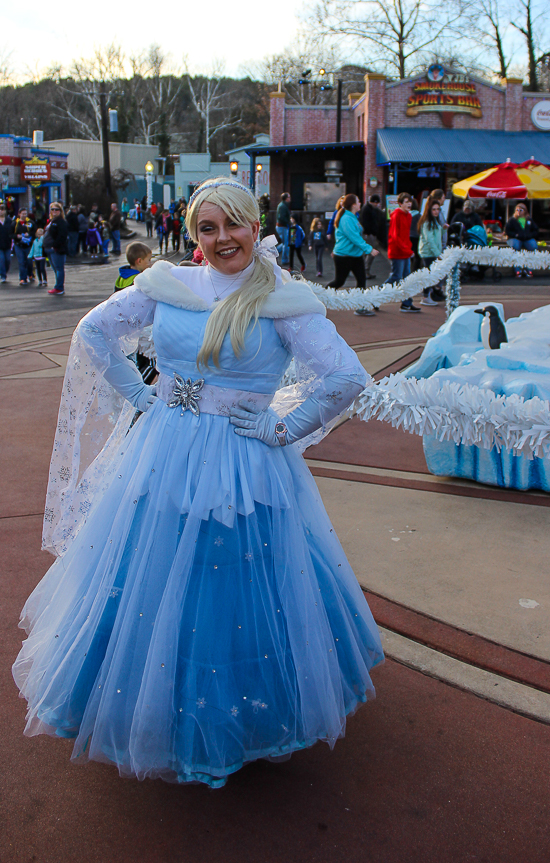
[43,261,359,557]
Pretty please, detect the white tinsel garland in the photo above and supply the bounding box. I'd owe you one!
[353,373,550,460]
[445,264,461,317]
[308,246,550,312]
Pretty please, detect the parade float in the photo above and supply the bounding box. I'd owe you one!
[308,244,550,491]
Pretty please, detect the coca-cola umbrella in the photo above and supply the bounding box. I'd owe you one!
[452,158,550,199]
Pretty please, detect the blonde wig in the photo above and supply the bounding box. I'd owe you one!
[186,179,276,369]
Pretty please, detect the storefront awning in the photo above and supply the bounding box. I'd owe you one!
[377,129,550,166]
[246,141,364,156]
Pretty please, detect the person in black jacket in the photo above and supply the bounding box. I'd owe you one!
[11,207,36,284]
[450,200,483,231]
[0,203,12,282]
[66,205,80,257]
[44,203,69,295]
[155,209,173,254]
[505,202,539,278]
[359,194,386,278]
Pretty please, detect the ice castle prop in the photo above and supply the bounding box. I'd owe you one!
[404,304,550,491]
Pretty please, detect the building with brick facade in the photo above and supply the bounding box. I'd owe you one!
[248,70,550,218]
[0,134,69,219]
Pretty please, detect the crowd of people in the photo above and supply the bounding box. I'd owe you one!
[122,195,189,254]
[0,184,540,303]
[272,188,541,315]
[0,199,126,295]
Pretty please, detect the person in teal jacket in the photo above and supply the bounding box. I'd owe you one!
[418,199,444,306]
[328,194,379,315]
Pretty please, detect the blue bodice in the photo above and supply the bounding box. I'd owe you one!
[153,303,292,394]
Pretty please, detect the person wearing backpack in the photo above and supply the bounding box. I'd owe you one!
[289,217,306,271]
[77,207,88,254]
[12,208,36,284]
[43,202,69,295]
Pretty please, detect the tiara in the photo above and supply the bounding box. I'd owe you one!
[188,179,256,209]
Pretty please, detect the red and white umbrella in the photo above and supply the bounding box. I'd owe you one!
[452,158,550,199]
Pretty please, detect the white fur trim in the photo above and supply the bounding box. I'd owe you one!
[134,261,211,311]
[134,259,326,318]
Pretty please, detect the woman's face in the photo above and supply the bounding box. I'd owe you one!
[50,205,62,220]
[196,202,259,275]
[515,205,527,218]
[351,198,361,214]
[431,204,441,217]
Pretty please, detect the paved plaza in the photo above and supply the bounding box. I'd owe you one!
[1,225,549,862]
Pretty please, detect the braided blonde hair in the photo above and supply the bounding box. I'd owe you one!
[185,179,276,369]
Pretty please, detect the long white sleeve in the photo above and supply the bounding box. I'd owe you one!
[273,313,368,441]
[78,288,157,410]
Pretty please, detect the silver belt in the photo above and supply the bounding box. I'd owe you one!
[157,372,273,418]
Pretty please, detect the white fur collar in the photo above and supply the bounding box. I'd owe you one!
[134,259,326,318]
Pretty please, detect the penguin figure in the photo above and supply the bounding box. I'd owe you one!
[474,306,508,350]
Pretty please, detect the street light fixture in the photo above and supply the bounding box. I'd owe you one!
[230,160,239,175]
[145,161,154,209]
[318,68,356,143]
[255,163,263,198]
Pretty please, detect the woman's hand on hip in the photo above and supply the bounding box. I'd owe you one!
[229,402,280,446]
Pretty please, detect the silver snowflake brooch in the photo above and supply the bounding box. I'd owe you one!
[167,374,205,416]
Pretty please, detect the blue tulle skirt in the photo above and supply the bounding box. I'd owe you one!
[13,401,384,787]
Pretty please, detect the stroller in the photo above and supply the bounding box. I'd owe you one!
[447,222,501,282]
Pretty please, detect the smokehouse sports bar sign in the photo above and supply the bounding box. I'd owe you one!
[407,65,482,128]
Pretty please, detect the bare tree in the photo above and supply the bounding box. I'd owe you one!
[0,47,13,86]
[186,64,241,154]
[477,0,513,79]
[129,45,186,149]
[308,0,469,79]
[56,44,125,139]
[243,36,346,104]
[511,0,548,90]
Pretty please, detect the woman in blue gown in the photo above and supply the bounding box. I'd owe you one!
[13,179,383,787]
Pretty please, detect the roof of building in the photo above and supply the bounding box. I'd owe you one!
[226,134,269,157]
[245,141,364,156]
[377,128,550,165]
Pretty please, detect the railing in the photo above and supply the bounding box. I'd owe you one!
[307,245,550,459]
[308,245,550,317]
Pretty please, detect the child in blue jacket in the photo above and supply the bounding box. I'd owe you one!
[289,217,306,272]
[28,229,48,287]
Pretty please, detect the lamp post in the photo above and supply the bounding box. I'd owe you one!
[230,160,239,176]
[99,82,113,199]
[145,160,154,209]
[318,69,345,143]
[255,163,262,198]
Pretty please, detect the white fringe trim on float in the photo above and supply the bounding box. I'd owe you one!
[353,373,550,460]
[308,246,550,312]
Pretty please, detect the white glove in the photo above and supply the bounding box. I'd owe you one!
[229,403,281,446]
[80,321,158,413]
[132,384,158,413]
